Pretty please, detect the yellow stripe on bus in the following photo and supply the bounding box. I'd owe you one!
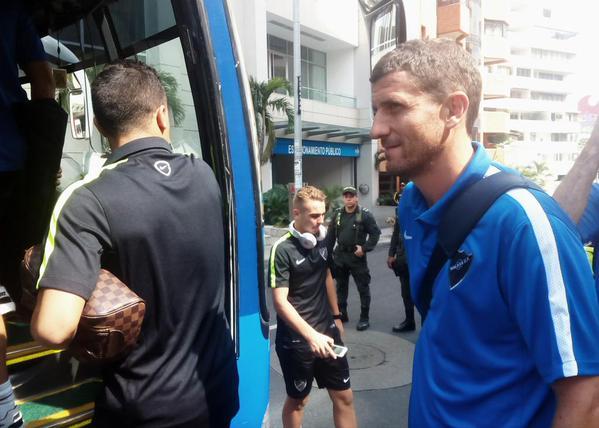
[25,403,94,428]
[7,349,62,366]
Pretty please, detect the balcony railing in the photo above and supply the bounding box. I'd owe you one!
[300,86,357,108]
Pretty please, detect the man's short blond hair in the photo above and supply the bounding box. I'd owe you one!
[293,186,326,209]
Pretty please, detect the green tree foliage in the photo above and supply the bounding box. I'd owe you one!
[158,71,185,127]
[249,77,294,164]
[516,161,550,188]
[263,184,290,226]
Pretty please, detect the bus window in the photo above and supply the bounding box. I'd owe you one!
[131,39,203,158]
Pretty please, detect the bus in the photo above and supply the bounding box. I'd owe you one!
[9,0,270,426]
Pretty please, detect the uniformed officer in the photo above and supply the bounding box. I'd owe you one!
[327,186,381,331]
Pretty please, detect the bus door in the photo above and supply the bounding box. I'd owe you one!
[10,1,269,426]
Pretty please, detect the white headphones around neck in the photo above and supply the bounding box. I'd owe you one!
[289,222,327,249]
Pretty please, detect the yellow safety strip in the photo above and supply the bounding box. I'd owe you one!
[68,418,93,428]
[26,403,94,428]
[36,159,128,289]
[7,348,62,366]
[16,378,100,406]
[269,233,292,288]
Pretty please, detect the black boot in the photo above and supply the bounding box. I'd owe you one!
[356,308,369,331]
[392,319,416,332]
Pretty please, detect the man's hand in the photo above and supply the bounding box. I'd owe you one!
[354,245,365,257]
[334,318,345,338]
[307,331,336,359]
[387,256,396,269]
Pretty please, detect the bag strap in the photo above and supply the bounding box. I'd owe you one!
[418,171,542,321]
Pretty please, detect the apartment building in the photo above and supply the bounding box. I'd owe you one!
[229,0,436,210]
[483,0,580,189]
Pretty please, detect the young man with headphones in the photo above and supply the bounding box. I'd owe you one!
[270,186,357,428]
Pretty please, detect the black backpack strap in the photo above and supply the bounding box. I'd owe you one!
[418,171,542,321]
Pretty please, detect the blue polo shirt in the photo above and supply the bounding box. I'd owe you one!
[577,183,599,287]
[0,2,47,171]
[400,143,599,427]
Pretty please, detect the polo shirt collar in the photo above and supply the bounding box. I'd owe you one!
[105,137,172,165]
[416,142,491,225]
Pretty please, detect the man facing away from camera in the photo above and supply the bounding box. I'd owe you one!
[370,39,599,427]
[30,60,239,427]
[270,186,357,428]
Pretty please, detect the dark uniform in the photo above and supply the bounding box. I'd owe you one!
[388,216,415,331]
[327,201,380,329]
[36,137,239,427]
[270,232,350,399]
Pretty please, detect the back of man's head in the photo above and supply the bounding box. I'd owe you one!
[91,60,166,139]
[371,39,481,137]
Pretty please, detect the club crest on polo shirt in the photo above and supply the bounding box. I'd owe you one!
[449,249,473,289]
[294,379,307,392]
[319,247,328,260]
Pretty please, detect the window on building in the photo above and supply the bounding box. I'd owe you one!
[516,68,531,77]
[551,133,568,142]
[535,71,564,81]
[554,153,563,161]
[267,35,327,101]
[510,112,519,120]
[497,65,512,76]
[531,48,574,61]
[511,89,527,99]
[484,20,507,37]
[521,112,545,120]
[543,8,552,18]
[532,92,566,102]
[370,3,397,67]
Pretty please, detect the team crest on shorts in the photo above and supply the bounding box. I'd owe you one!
[449,249,472,289]
[294,379,307,392]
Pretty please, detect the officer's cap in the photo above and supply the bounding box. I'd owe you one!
[342,186,357,196]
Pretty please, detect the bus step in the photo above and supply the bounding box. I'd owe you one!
[17,379,101,428]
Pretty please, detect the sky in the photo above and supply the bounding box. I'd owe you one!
[565,1,599,99]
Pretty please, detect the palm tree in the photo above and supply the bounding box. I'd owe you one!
[249,77,294,165]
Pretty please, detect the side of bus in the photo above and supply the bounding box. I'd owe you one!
[9,0,270,426]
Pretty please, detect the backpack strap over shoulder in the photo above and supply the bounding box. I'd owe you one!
[418,171,542,321]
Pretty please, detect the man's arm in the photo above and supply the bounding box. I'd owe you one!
[31,289,85,348]
[355,211,381,257]
[552,376,599,427]
[325,269,344,336]
[272,287,336,359]
[21,61,55,100]
[553,118,599,224]
[362,211,381,252]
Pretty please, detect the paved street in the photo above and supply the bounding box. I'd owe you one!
[265,239,421,427]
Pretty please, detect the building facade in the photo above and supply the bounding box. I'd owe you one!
[483,0,581,190]
[229,0,436,212]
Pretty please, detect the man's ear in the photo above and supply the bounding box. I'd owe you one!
[442,92,469,130]
[156,105,170,135]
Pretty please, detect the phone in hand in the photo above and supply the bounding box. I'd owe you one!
[332,344,348,358]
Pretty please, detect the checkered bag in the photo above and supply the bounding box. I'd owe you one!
[20,245,146,363]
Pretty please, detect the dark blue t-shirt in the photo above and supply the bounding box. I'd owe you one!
[0,1,47,171]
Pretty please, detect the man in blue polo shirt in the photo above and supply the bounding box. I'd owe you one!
[554,117,599,286]
[371,39,599,427]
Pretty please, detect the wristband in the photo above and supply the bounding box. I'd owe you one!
[332,314,342,320]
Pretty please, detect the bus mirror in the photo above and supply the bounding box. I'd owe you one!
[68,89,88,139]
